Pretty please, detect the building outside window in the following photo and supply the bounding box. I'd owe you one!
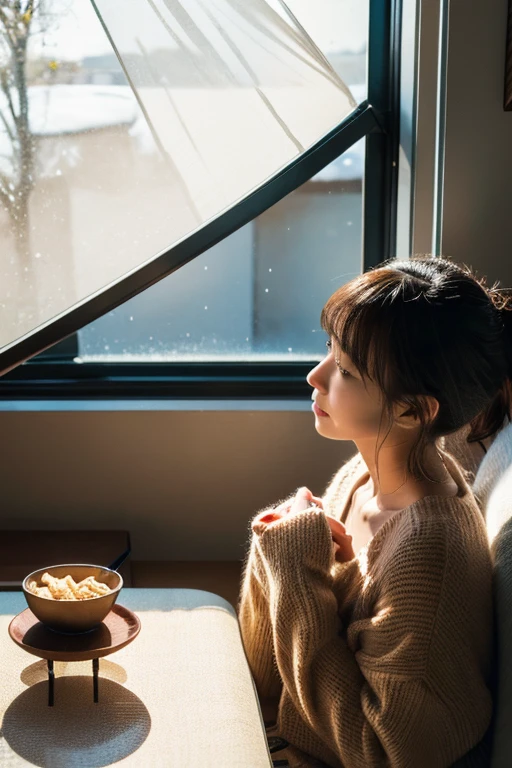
[0,0,400,395]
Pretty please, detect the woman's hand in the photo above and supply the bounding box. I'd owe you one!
[255,487,323,527]
[253,488,354,562]
[325,516,355,562]
[285,487,324,516]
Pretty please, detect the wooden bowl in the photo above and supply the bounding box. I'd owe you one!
[22,564,123,634]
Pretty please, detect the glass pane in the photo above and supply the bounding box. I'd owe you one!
[79,143,363,361]
[0,0,357,356]
[284,0,368,102]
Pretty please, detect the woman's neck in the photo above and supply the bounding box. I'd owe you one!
[355,436,457,512]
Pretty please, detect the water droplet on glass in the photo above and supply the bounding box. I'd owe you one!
[149,336,153,341]
[204,266,208,270]
[204,306,208,310]
[245,337,249,342]
[342,158,353,167]
[34,252,41,258]
[268,268,272,272]
[288,347,293,352]
[56,169,62,176]
[265,288,269,293]
[129,316,134,321]
[186,333,190,337]
[104,345,110,351]
[347,221,353,227]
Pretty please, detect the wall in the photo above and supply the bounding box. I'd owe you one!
[442,0,512,285]
[1,1,511,561]
[0,409,353,560]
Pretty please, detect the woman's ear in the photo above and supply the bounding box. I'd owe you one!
[395,395,440,429]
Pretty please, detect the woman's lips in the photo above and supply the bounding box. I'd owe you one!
[312,402,329,417]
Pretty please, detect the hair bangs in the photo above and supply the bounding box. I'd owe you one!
[320,273,397,386]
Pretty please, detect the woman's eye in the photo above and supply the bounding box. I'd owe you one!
[326,340,351,376]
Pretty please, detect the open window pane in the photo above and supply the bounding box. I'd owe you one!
[78,142,363,361]
[285,0,368,101]
[0,0,360,361]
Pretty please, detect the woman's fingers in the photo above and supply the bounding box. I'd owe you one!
[288,487,315,515]
[325,515,355,561]
[277,489,324,516]
[275,500,292,515]
[251,492,332,539]
[325,516,348,536]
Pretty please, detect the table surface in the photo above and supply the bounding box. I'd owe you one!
[0,588,271,767]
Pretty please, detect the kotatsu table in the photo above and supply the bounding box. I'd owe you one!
[0,589,272,766]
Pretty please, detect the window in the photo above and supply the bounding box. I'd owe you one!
[0,0,399,397]
[80,143,363,363]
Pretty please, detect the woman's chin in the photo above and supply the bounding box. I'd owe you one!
[313,417,351,441]
[313,418,336,439]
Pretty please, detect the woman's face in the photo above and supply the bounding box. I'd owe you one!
[306,340,386,441]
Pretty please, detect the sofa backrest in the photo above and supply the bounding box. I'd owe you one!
[485,461,512,768]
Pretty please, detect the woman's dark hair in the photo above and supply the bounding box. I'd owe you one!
[320,255,512,480]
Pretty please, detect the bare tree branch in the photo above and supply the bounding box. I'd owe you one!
[0,68,19,130]
[0,184,14,214]
[0,98,16,143]
[0,169,14,189]
[0,10,19,52]
[0,0,37,265]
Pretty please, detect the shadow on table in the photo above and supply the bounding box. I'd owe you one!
[20,658,128,686]
[2,676,151,767]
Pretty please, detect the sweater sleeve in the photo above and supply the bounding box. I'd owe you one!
[237,454,362,706]
[255,508,491,768]
[237,518,284,701]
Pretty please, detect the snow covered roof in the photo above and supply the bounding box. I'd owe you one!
[13,84,137,136]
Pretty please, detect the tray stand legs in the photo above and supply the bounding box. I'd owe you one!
[47,660,54,707]
[46,658,100,706]
[93,658,99,703]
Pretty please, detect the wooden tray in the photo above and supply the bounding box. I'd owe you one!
[8,604,140,662]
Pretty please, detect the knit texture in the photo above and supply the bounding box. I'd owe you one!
[442,424,482,486]
[238,451,494,768]
[469,420,512,768]
[473,421,512,519]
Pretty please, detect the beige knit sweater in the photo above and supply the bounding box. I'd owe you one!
[238,450,494,768]
[442,424,483,487]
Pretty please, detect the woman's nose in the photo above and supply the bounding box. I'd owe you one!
[307,358,329,393]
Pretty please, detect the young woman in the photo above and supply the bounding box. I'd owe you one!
[238,256,506,768]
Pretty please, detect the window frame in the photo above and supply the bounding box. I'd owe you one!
[0,0,402,400]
